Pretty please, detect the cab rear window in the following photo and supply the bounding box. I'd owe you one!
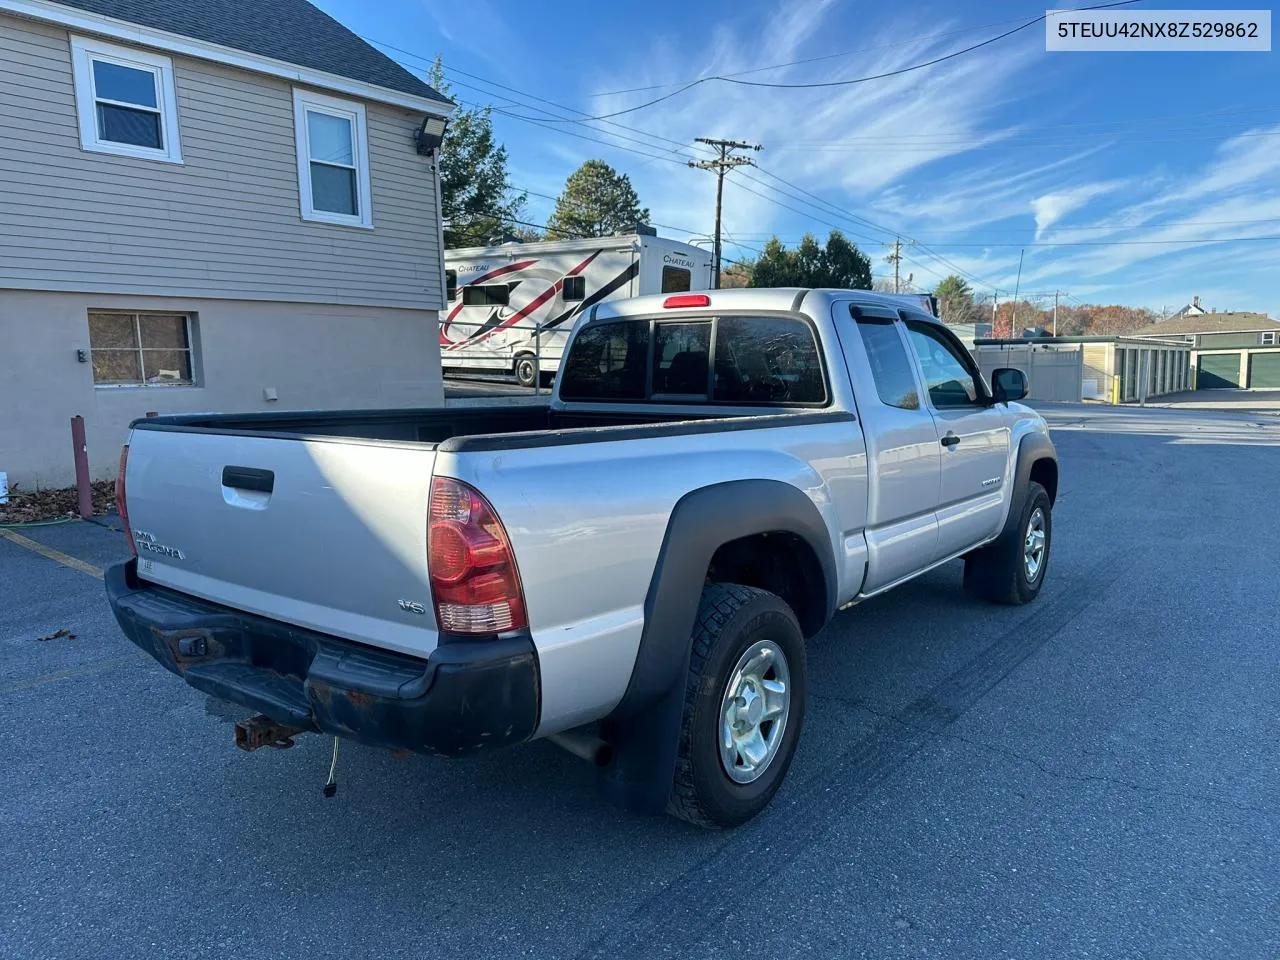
[560,315,826,406]
[559,320,650,400]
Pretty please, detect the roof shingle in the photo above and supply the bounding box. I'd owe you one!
[1131,311,1280,337]
[52,0,447,105]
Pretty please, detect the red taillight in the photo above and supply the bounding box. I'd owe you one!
[116,444,136,558]
[663,294,710,309]
[427,477,526,635]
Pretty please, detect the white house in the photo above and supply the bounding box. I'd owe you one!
[0,0,453,487]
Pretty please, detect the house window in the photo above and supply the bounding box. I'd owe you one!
[1261,332,1277,346]
[70,37,182,163]
[293,90,372,227]
[89,312,195,386]
[563,275,586,302]
[1184,335,1196,344]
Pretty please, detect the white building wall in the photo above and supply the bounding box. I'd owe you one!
[0,290,443,488]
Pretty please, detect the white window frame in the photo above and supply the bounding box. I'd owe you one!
[1260,332,1277,345]
[293,89,373,228]
[69,36,182,164]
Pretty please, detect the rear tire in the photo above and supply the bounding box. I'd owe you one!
[963,481,1052,605]
[667,583,807,828]
[514,354,538,388]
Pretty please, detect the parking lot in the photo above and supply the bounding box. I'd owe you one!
[3,403,1278,960]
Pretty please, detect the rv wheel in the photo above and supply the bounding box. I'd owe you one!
[514,354,538,388]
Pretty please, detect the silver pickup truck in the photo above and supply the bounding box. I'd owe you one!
[106,287,1057,827]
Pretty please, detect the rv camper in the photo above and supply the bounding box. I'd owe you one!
[441,233,715,385]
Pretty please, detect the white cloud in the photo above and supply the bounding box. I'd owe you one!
[1031,180,1127,237]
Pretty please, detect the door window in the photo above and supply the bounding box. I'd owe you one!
[905,321,981,408]
[855,317,920,410]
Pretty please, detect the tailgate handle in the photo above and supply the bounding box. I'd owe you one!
[222,466,274,493]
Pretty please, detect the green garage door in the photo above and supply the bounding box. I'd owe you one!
[1249,352,1280,388]
[1198,353,1242,389]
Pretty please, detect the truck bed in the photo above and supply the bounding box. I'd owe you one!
[132,404,838,448]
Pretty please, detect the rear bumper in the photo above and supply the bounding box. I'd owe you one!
[105,560,539,756]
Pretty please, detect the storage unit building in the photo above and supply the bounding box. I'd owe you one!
[974,337,1193,404]
[1193,346,1280,389]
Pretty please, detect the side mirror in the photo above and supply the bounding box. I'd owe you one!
[991,367,1028,403]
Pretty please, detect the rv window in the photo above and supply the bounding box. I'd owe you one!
[462,283,509,307]
[445,270,457,300]
[713,316,826,404]
[563,275,586,302]
[661,266,691,293]
[652,322,710,397]
[560,320,649,401]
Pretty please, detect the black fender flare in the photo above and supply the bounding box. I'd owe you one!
[598,479,836,812]
[996,430,1058,539]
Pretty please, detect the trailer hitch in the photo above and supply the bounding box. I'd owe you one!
[234,714,307,752]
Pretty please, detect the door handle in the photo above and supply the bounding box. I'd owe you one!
[940,432,960,448]
[221,465,274,493]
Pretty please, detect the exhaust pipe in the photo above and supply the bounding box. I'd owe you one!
[547,730,614,767]
[235,714,306,751]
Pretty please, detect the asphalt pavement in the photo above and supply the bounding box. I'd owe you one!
[2,404,1278,959]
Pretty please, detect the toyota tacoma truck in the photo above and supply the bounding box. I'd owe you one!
[106,288,1057,827]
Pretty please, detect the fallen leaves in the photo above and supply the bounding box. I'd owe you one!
[0,481,116,525]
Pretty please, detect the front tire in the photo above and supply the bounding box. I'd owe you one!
[513,354,538,388]
[667,583,807,828]
[963,480,1052,605]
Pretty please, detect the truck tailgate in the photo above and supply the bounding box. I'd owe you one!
[124,428,440,658]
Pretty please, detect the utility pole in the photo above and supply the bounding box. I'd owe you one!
[689,138,761,289]
[884,238,917,293]
[1010,248,1025,337]
[1053,289,1059,337]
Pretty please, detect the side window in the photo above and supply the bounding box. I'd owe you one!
[563,275,586,302]
[70,36,182,164]
[713,316,825,404]
[652,322,711,397]
[559,320,649,401]
[905,321,980,408]
[661,266,691,293]
[445,269,457,301]
[854,317,920,410]
[462,284,509,306]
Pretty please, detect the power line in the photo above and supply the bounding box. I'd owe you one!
[889,235,1280,247]
[590,11,1128,97]
[507,0,1143,122]
[363,38,709,158]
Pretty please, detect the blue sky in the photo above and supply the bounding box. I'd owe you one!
[316,0,1278,315]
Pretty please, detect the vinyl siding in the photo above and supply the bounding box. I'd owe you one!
[0,16,443,310]
[1198,332,1277,349]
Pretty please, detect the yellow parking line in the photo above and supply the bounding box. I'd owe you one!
[0,529,104,580]
[0,656,139,697]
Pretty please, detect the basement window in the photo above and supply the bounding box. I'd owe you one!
[70,37,182,163]
[89,312,195,386]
